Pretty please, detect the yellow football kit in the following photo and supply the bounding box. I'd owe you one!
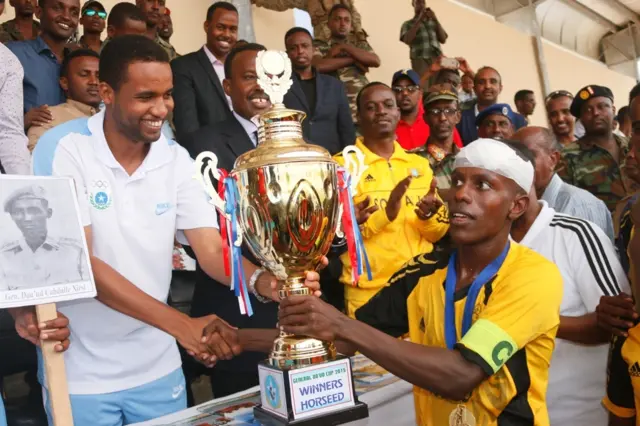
[334,138,449,317]
[355,242,563,425]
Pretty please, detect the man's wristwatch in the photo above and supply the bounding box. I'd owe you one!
[249,267,272,304]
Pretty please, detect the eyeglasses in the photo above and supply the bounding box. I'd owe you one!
[426,107,458,117]
[83,9,107,19]
[392,85,420,94]
[545,90,573,103]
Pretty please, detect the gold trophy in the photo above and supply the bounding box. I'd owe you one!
[194,50,369,425]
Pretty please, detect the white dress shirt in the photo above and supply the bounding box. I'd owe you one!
[519,201,629,426]
[32,110,219,394]
[203,45,232,108]
[0,43,30,175]
[542,173,614,241]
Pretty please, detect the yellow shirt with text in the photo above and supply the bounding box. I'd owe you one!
[334,138,449,317]
[355,242,563,425]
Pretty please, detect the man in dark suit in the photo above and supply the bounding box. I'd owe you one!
[171,2,238,144]
[182,43,274,398]
[456,66,526,145]
[283,27,356,154]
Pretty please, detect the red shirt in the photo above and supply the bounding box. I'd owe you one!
[396,103,463,150]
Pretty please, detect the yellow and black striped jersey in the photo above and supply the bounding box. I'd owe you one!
[355,242,563,426]
[603,323,640,424]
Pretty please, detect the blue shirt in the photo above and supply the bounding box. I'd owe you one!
[6,36,65,113]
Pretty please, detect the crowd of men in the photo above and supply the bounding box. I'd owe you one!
[1,0,640,426]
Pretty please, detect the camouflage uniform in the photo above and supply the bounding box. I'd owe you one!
[556,134,640,212]
[155,34,178,61]
[78,35,104,52]
[251,0,367,42]
[0,19,40,44]
[411,143,459,192]
[314,36,373,122]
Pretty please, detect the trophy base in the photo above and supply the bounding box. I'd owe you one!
[254,401,369,426]
[255,356,369,425]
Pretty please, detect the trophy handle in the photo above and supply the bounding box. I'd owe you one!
[341,146,368,196]
[193,151,229,219]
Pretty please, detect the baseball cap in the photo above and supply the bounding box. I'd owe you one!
[392,69,421,87]
[82,0,106,14]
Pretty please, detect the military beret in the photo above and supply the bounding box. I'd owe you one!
[570,85,614,117]
[475,103,516,127]
[4,185,48,213]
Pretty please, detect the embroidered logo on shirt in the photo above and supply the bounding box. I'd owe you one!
[630,362,640,377]
[89,180,112,211]
[364,174,375,183]
[155,202,173,216]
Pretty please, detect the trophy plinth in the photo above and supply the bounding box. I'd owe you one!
[195,50,368,426]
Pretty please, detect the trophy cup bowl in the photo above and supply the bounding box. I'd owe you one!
[195,50,368,425]
[232,106,340,370]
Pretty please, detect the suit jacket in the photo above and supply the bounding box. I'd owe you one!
[171,48,231,145]
[456,101,528,145]
[284,71,356,155]
[183,117,274,373]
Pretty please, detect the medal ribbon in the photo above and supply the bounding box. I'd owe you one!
[444,242,510,350]
[216,169,231,277]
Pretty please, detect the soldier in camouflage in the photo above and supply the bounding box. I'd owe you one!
[313,4,379,122]
[411,89,460,196]
[251,0,366,42]
[0,0,40,44]
[135,0,178,60]
[557,85,640,212]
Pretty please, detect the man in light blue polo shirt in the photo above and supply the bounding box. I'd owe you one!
[32,35,319,426]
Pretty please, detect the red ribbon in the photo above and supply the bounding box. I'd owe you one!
[338,170,360,286]
[217,169,231,277]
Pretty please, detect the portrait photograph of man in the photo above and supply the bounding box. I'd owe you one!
[0,176,94,306]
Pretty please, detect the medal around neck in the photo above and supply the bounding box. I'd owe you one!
[194,50,369,425]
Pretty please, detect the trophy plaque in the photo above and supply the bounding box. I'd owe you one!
[195,50,368,425]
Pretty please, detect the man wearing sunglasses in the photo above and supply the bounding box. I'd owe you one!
[79,0,106,53]
[545,90,576,146]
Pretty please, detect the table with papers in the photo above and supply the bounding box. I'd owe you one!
[133,354,415,426]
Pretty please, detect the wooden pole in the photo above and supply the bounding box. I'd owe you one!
[36,303,74,426]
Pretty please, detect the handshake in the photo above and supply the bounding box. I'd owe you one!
[180,262,346,368]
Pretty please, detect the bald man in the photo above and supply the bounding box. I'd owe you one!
[512,126,614,240]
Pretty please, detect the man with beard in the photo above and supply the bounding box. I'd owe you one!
[557,85,640,212]
[31,36,321,425]
[0,0,40,43]
[182,43,285,399]
[171,1,237,142]
[27,49,101,152]
[545,90,576,146]
[7,0,80,129]
[476,103,516,140]
[202,138,564,426]
[514,89,536,124]
[334,82,449,317]
[283,27,355,154]
[313,4,380,122]
[78,1,105,52]
[135,0,177,60]
[412,89,460,194]
[457,66,526,144]
[158,8,173,44]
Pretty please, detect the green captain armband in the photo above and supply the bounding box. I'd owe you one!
[459,319,518,374]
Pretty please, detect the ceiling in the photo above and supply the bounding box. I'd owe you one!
[453,0,640,77]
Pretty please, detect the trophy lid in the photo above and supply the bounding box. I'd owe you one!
[233,50,335,172]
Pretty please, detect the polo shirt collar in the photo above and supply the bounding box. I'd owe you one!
[33,36,52,54]
[67,99,97,116]
[88,109,173,174]
[355,137,412,164]
[519,200,554,247]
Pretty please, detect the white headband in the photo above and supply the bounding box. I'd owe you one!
[453,138,534,193]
